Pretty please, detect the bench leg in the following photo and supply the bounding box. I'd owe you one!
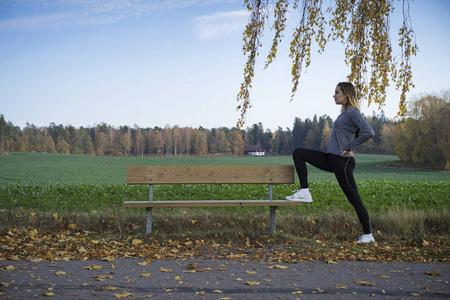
[146,208,153,235]
[146,184,154,235]
[269,206,277,234]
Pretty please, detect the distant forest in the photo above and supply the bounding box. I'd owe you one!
[0,112,396,157]
[2,93,448,169]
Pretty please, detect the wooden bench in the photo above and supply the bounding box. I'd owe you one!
[122,165,300,234]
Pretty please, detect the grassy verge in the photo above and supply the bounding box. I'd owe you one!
[1,181,448,240]
[1,207,448,241]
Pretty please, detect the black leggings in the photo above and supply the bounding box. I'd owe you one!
[292,148,372,234]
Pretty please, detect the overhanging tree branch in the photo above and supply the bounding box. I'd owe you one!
[237,0,418,127]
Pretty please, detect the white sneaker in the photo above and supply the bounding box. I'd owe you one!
[285,189,313,202]
[357,234,375,243]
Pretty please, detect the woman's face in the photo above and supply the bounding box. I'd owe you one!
[334,86,348,106]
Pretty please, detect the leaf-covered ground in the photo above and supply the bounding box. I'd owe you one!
[1,227,448,264]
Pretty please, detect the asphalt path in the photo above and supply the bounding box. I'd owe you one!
[1,258,448,299]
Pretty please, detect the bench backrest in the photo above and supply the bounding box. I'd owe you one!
[127,165,295,185]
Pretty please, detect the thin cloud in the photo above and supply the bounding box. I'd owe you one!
[0,0,222,31]
[194,10,249,40]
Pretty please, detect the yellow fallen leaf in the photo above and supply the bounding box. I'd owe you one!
[327,260,338,264]
[159,267,172,273]
[292,291,303,294]
[30,258,44,263]
[102,285,119,291]
[425,271,441,277]
[55,271,66,276]
[68,224,77,230]
[245,271,257,274]
[336,285,348,289]
[410,293,421,297]
[132,239,143,246]
[140,273,151,277]
[137,262,150,266]
[355,279,376,286]
[187,264,199,269]
[5,265,16,271]
[198,267,212,272]
[244,281,260,286]
[91,240,100,245]
[92,275,113,281]
[114,292,134,298]
[274,265,288,269]
[212,290,223,293]
[183,270,196,273]
[83,264,103,270]
[43,292,54,297]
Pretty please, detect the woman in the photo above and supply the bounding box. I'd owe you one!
[286,82,375,244]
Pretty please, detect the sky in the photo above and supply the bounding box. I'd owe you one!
[1,0,449,132]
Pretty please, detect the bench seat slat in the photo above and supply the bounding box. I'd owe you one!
[123,200,302,208]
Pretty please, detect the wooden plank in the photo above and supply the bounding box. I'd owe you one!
[127,165,295,185]
[122,200,302,208]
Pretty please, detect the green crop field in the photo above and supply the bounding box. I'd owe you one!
[0,152,448,214]
[1,151,448,185]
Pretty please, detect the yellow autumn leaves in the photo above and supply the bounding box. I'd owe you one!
[0,228,205,262]
[237,0,418,127]
[1,226,447,265]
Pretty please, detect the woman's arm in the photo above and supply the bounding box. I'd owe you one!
[345,109,375,152]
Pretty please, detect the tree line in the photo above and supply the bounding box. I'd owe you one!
[0,92,448,169]
[0,113,395,157]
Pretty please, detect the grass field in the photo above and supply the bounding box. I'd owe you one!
[0,152,448,242]
[0,151,448,212]
[1,151,448,185]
